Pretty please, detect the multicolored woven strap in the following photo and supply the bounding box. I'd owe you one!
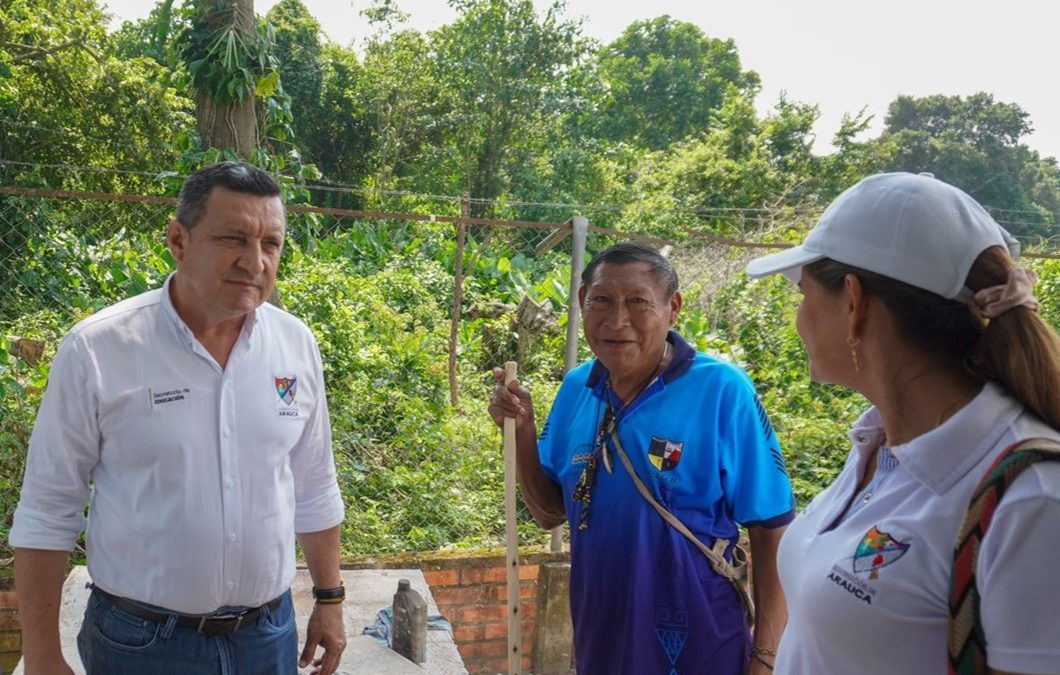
[948,437,1060,674]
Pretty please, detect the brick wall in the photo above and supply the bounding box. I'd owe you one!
[0,569,19,674]
[345,548,570,675]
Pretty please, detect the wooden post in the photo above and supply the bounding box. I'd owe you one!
[448,193,469,407]
[552,215,589,553]
[562,216,589,372]
[503,360,522,674]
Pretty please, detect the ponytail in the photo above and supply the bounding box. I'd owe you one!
[966,247,1060,430]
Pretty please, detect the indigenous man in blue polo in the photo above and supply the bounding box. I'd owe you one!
[488,243,794,674]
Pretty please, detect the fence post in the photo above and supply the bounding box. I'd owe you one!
[563,216,588,372]
[553,215,588,552]
[448,193,470,408]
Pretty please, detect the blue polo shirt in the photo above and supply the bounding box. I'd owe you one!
[538,331,795,674]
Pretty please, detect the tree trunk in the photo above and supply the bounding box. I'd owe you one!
[195,0,258,157]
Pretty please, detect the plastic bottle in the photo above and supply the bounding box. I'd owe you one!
[391,578,427,664]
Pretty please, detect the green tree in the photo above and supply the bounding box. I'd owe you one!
[357,28,445,197]
[0,0,193,189]
[622,91,821,238]
[880,93,1059,238]
[266,0,323,152]
[109,0,183,65]
[181,0,260,155]
[428,0,588,214]
[591,16,760,150]
[816,109,897,200]
[307,43,373,192]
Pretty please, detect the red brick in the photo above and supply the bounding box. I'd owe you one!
[518,564,539,581]
[0,592,17,609]
[0,631,20,652]
[514,602,536,621]
[482,622,509,640]
[0,610,19,631]
[457,604,507,623]
[433,584,504,608]
[461,566,508,585]
[423,568,460,587]
[457,639,509,659]
[460,624,536,653]
[519,580,537,600]
[493,582,539,603]
[469,655,509,675]
[452,623,487,643]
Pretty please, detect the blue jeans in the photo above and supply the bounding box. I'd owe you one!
[77,587,298,675]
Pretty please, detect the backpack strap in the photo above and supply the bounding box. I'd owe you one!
[948,437,1060,674]
[609,427,756,625]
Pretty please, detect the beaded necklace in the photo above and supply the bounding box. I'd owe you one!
[572,342,670,530]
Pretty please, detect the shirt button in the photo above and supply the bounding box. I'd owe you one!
[225,479,234,488]
[863,492,873,503]
[229,533,238,542]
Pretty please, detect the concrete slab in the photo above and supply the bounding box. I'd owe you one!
[532,563,574,674]
[15,567,466,675]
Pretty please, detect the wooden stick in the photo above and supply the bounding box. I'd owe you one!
[503,361,522,674]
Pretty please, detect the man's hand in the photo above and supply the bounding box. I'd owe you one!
[487,367,534,430]
[298,602,346,675]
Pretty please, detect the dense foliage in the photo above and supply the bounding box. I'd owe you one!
[1,0,1057,557]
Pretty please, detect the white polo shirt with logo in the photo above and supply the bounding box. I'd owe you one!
[10,274,344,614]
[776,383,1060,674]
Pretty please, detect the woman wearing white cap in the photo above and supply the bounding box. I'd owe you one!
[745,172,1060,675]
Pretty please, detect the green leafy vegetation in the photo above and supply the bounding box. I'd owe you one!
[0,0,1056,557]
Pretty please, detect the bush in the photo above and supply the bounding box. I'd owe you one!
[2,219,1058,558]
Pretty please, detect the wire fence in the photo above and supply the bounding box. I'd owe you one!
[1,173,1058,558]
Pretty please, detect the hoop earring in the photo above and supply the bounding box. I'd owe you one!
[847,337,861,373]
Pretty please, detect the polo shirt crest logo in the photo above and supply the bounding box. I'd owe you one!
[648,437,683,471]
[275,376,302,418]
[275,377,297,405]
[853,525,911,580]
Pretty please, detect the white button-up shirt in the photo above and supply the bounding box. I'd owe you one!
[10,275,344,613]
[776,383,1060,674]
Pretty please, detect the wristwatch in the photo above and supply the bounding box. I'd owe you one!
[312,582,345,604]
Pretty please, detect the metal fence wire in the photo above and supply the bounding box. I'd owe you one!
[1,183,1058,559]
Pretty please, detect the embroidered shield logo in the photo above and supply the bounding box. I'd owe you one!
[275,376,297,405]
[853,526,910,579]
[648,437,683,471]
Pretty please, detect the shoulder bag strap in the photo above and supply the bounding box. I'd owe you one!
[948,437,1060,675]
[609,427,756,625]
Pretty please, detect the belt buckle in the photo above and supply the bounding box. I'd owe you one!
[197,610,247,635]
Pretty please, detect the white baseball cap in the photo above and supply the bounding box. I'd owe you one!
[745,172,1020,300]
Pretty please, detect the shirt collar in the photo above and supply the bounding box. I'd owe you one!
[160,272,260,348]
[585,329,696,395]
[160,273,196,349]
[847,382,1021,495]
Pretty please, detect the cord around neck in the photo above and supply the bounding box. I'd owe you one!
[610,341,670,410]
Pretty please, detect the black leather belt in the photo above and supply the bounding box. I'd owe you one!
[94,587,284,636]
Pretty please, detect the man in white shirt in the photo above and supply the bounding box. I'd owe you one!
[10,162,347,675]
